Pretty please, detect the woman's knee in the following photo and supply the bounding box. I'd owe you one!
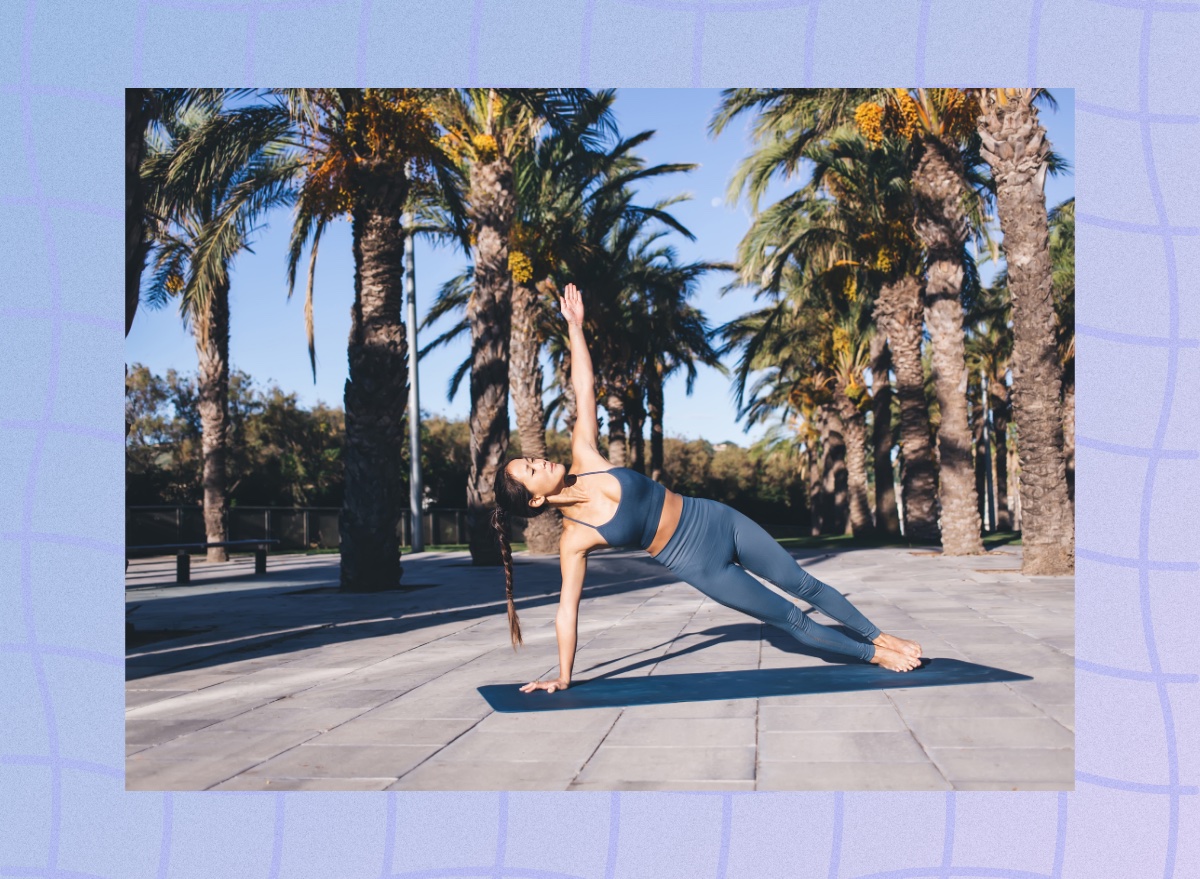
[790,569,825,600]
[691,566,793,626]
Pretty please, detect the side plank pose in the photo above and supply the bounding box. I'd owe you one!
[490,284,924,695]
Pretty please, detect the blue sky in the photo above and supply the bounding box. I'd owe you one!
[126,88,1075,447]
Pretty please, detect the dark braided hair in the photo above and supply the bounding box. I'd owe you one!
[491,459,556,649]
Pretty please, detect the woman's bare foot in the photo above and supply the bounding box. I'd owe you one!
[870,644,921,672]
[873,632,922,660]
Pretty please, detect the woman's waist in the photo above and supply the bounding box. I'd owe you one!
[649,493,714,564]
[644,489,684,555]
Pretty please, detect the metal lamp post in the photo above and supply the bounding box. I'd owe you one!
[404,213,424,553]
[981,370,996,534]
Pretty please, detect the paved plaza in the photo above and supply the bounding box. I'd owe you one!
[125,542,1074,791]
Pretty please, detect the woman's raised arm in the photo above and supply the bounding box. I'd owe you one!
[560,283,601,456]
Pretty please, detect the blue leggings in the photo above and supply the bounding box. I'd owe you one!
[652,496,880,662]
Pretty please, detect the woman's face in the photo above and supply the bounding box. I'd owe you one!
[508,457,563,503]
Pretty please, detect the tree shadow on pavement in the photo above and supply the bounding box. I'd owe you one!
[125,554,677,680]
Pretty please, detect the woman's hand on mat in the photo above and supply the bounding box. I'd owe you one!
[520,677,570,694]
[559,283,584,325]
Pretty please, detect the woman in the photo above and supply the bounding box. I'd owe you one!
[490,284,923,695]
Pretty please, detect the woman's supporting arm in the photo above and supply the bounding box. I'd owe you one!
[520,546,586,693]
[554,548,586,684]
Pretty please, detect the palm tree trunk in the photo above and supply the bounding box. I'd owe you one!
[341,186,410,591]
[991,376,1012,530]
[869,334,900,535]
[805,440,823,537]
[1062,362,1075,506]
[626,390,646,474]
[466,157,515,566]
[647,364,665,482]
[557,353,577,433]
[604,390,628,467]
[978,92,1074,574]
[510,280,561,555]
[912,136,984,555]
[835,390,873,536]
[126,89,151,339]
[873,275,939,541]
[195,281,231,563]
[819,404,849,536]
[971,380,988,528]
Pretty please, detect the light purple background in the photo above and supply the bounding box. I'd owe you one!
[1,1,1197,877]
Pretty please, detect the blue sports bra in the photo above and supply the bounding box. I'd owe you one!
[559,468,667,550]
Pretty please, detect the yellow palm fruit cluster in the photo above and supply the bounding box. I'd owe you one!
[508,250,534,284]
[893,92,923,139]
[874,217,916,272]
[304,150,355,216]
[874,246,898,273]
[855,102,885,144]
[832,325,852,359]
[438,129,500,165]
[471,133,498,163]
[344,90,440,162]
[439,130,467,162]
[857,92,926,143]
[165,272,185,294]
[843,272,858,301]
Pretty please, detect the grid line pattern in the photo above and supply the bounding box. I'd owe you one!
[0,1,1195,877]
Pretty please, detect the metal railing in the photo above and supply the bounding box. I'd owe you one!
[125,505,529,553]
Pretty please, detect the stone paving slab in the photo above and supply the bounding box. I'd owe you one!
[241,743,441,779]
[758,730,929,763]
[926,746,1074,785]
[573,745,757,785]
[125,543,1073,791]
[757,761,954,791]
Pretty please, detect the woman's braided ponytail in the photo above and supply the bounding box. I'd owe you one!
[490,505,523,649]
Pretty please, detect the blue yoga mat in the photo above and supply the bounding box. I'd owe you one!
[478,658,1031,712]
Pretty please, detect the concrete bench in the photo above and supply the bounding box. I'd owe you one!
[126,539,282,584]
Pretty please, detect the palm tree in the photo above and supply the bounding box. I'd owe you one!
[419,111,690,552]
[142,99,295,562]
[504,94,618,551]
[802,134,935,540]
[436,88,601,565]
[126,89,235,337]
[858,89,989,555]
[602,234,727,479]
[282,88,466,592]
[868,332,901,535]
[633,246,727,483]
[714,93,943,543]
[829,313,875,536]
[715,272,859,535]
[965,282,1014,532]
[977,89,1074,574]
[556,169,697,470]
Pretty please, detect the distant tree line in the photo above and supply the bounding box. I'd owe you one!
[126,364,811,526]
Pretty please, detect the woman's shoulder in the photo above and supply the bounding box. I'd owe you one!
[559,516,604,552]
[568,446,614,476]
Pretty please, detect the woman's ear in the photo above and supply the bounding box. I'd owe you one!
[528,494,546,509]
